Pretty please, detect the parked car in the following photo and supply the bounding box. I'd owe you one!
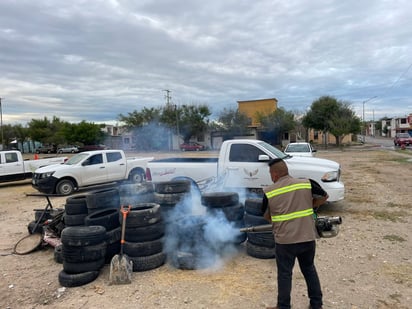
[284,142,317,157]
[78,144,108,152]
[394,133,412,146]
[57,145,79,153]
[180,142,206,151]
[35,144,57,154]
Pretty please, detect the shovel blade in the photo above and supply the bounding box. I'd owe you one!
[109,254,133,285]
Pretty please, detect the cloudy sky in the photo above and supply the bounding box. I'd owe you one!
[0,0,411,126]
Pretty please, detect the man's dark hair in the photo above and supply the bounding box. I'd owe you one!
[268,158,284,167]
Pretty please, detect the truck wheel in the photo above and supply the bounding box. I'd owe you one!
[56,179,75,195]
[129,170,145,183]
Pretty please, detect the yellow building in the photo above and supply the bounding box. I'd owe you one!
[237,98,278,127]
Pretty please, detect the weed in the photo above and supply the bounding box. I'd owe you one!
[383,234,406,242]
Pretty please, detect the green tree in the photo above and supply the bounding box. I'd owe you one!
[71,121,106,145]
[216,108,251,137]
[27,116,65,145]
[256,107,296,143]
[302,96,361,146]
[177,104,211,142]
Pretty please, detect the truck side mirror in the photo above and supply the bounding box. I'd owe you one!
[258,154,270,161]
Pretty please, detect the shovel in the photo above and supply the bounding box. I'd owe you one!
[109,205,133,285]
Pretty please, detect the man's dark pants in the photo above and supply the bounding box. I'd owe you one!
[275,241,323,309]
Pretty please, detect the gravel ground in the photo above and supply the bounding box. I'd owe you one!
[0,146,411,309]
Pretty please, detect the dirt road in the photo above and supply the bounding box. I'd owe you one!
[0,147,411,309]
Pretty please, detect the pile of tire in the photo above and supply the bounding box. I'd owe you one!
[58,225,107,287]
[201,192,246,245]
[118,183,155,206]
[153,180,192,219]
[168,215,211,270]
[86,188,121,214]
[123,203,166,272]
[244,197,276,259]
[64,195,89,227]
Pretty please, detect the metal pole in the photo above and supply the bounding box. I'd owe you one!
[0,98,3,150]
[362,96,377,142]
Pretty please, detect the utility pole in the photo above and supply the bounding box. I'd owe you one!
[0,97,3,150]
[362,96,377,142]
[163,89,172,106]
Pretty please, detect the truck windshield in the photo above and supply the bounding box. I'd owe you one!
[65,153,89,165]
[257,141,289,159]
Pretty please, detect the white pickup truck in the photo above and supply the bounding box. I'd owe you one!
[146,139,344,202]
[32,150,153,195]
[0,150,67,183]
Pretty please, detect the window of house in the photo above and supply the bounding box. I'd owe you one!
[314,131,319,140]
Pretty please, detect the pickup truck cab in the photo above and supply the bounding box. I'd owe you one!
[32,150,153,195]
[0,150,67,183]
[146,139,344,202]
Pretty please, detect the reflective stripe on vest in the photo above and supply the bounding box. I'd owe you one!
[266,182,313,222]
[265,182,311,199]
[271,208,314,222]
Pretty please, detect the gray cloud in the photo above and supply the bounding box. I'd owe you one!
[0,0,411,125]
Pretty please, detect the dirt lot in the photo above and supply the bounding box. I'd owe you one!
[0,146,411,309]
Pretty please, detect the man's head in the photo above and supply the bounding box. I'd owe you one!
[268,158,289,183]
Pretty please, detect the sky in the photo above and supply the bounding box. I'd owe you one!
[0,0,411,126]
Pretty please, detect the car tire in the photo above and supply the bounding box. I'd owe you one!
[58,270,99,287]
[61,225,106,247]
[245,241,276,259]
[129,252,166,272]
[244,198,265,216]
[63,258,105,274]
[201,192,239,207]
[128,169,145,183]
[123,238,164,257]
[85,208,120,230]
[62,242,107,263]
[56,179,76,195]
[124,203,162,228]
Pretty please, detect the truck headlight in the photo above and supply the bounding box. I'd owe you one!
[321,171,339,182]
[40,171,55,179]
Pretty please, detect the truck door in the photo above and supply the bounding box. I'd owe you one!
[1,152,24,177]
[222,143,272,190]
[81,154,108,185]
[105,151,127,181]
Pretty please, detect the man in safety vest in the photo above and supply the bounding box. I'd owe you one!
[262,158,328,309]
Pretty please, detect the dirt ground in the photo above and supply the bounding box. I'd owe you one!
[0,146,411,309]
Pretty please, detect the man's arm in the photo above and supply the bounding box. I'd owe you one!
[309,179,329,208]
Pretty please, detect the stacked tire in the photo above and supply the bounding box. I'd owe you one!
[64,195,89,227]
[84,207,121,263]
[58,225,106,287]
[201,192,246,244]
[244,198,276,259]
[153,180,192,218]
[118,183,155,206]
[86,188,121,215]
[123,203,166,272]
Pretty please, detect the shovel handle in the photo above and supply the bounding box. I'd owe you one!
[120,205,131,246]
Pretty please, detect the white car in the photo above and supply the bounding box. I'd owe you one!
[57,145,79,153]
[284,142,316,157]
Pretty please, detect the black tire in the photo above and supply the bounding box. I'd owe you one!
[86,189,120,213]
[201,192,239,208]
[63,258,105,274]
[121,192,155,205]
[54,245,63,264]
[105,242,121,263]
[85,208,120,230]
[123,238,164,257]
[154,180,191,194]
[124,203,161,228]
[34,209,52,222]
[27,221,43,234]
[243,212,268,226]
[169,251,215,270]
[244,197,265,216]
[65,195,88,214]
[206,203,244,221]
[246,241,276,259]
[62,242,107,263]
[118,182,154,195]
[106,226,121,245]
[247,232,276,248]
[128,169,145,183]
[61,225,106,247]
[64,213,87,227]
[56,179,76,195]
[130,252,166,272]
[125,221,165,242]
[153,192,190,206]
[58,270,99,287]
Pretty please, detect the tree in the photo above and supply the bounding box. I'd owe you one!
[302,96,361,146]
[216,108,251,137]
[27,116,65,145]
[256,107,296,144]
[177,104,211,142]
